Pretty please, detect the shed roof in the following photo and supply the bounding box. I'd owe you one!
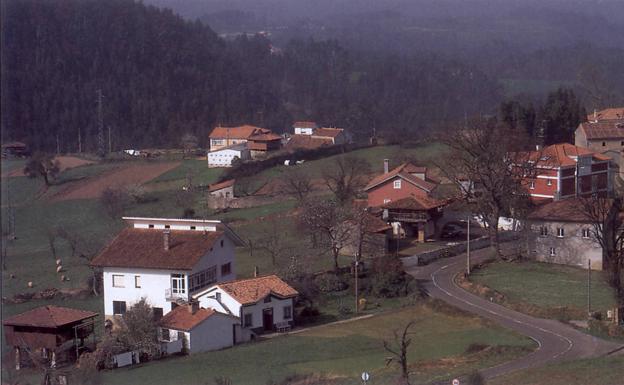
[209,125,269,139]
[286,134,333,151]
[313,128,344,138]
[293,121,318,129]
[159,305,232,331]
[3,306,98,328]
[209,179,235,192]
[578,120,624,140]
[364,163,436,192]
[218,275,298,306]
[528,198,595,222]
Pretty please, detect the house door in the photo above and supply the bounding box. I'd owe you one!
[262,308,274,331]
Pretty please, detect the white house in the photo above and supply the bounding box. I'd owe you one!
[158,302,240,354]
[91,217,245,322]
[293,121,317,135]
[207,143,251,168]
[194,275,298,339]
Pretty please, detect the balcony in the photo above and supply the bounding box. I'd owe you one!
[386,211,429,223]
[165,288,187,302]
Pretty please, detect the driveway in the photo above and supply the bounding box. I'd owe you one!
[405,247,623,380]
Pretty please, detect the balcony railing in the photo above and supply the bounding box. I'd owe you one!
[386,211,429,222]
[165,288,187,302]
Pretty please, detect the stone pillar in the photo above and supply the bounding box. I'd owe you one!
[417,223,425,243]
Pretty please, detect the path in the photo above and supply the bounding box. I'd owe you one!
[405,248,623,380]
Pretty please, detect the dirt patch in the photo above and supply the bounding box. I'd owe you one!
[6,156,95,177]
[49,162,180,201]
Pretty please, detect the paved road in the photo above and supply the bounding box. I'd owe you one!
[404,248,624,380]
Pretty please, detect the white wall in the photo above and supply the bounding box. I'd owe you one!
[189,314,237,353]
[241,296,294,330]
[103,268,185,316]
[208,148,250,167]
[191,234,236,284]
[294,127,313,135]
[195,287,241,316]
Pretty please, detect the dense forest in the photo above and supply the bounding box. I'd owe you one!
[2,0,501,153]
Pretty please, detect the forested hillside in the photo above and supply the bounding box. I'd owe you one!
[2,0,500,153]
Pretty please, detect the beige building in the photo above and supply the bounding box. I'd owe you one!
[575,119,624,178]
[528,199,603,270]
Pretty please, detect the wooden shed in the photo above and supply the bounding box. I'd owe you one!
[3,305,98,369]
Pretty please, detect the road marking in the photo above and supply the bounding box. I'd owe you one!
[429,260,574,376]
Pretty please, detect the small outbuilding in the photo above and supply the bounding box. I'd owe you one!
[3,305,98,369]
[208,179,236,199]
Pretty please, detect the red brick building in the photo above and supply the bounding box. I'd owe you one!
[519,143,612,201]
[364,160,438,207]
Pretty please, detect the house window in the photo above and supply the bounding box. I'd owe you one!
[165,225,171,229]
[153,307,163,321]
[177,331,185,341]
[171,274,186,294]
[283,305,292,320]
[221,263,231,276]
[549,247,556,256]
[134,275,141,288]
[148,224,154,229]
[602,142,606,146]
[582,228,591,238]
[539,226,548,236]
[220,240,224,247]
[189,266,217,292]
[393,180,401,189]
[243,313,253,327]
[546,179,552,186]
[557,227,565,237]
[113,301,126,315]
[529,181,535,189]
[621,141,624,146]
[112,275,125,288]
[161,328,170,342]
[264,296,272,303]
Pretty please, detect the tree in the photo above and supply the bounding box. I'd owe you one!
[257,217,293,266]
[438,119,536,257]
[23,153,60,186]
[180,133,199,159]
[100,186,131,219]
[322,155,370,204]
[281,167,314,204]
[540,88,585,145]
[383,320,416,385]
[299,199,352,270]
[580,196,624,316]
[116,298,160,360]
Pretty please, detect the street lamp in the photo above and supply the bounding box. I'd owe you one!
[466,213,471,275]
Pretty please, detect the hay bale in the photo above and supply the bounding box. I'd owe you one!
[27,281,33,288]
[56,259,62,266]
[56,265,63,273]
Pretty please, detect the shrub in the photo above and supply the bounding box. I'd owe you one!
[314,273,348,293]
[370,256,413,298]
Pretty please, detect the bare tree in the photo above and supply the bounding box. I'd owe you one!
[383,320,416,385]
[437,119,536,257]
[23,153,60,186]
[281,167,314,204]
[257,217,293,266]
[299,199,352,271]
[180,133,199,159]
[322,155,370,204]
[580,196,624,313]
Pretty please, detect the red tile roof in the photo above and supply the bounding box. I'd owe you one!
[209,179,235,192]
[382,196,447,211]
[364,163,437,192]
[578,120,624,140]
[523,143,611,168]
[587,108,624,122]
[313,128,344,138]
[249,133,282,142]
[218,275,298,305]
[528,198,595,222]
[209,125,269,139]
[91,229,223,270]
[159,305,220,331]
[3,306,98,328]
[286,134,333,151]
[293,121,317,129]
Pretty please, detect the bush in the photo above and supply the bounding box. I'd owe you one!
[370,256,413,298]
[314,273,348,293]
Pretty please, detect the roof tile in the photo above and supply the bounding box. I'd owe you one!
[3,306,98,328]
[219,275,298,305]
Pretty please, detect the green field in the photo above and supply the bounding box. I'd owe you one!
[489,355,624,385]
[93,304,534,385]
[470,261,617,319]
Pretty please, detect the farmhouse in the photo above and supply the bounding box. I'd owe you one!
[527,198,604,270]
[311,127,347,145]
[575,119,624,178]
[158,302,240,354]
[519,143,612,201]
[208,179,235,199]
[247,132,283,157]
[364,160,438,207]
[194,275,298,339]
[208,125,271,151]
[91,217,245,322]
[207,143,251,168]
[3,306,98,369]
[381,196,447,243]
[285,134,333,151]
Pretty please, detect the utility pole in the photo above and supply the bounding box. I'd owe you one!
[587,259,591,316]
[96,89,105,157]
[354,254,359,314]
[78,126,82,153]
[466,213,471,275]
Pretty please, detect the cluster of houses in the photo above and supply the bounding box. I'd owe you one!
[207,121,347,167]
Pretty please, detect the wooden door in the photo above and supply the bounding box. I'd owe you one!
[262,308,273,331]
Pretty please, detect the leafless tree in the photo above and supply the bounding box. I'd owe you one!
[383,320,416,385]
[23,153,60,186]
[180,133,199,159]
[299,199,352,271]
[437,119,537,257]
[281,167,314,204]
[580,196,624,312]
[322,155,370,204]
[257,217,293,266]
[100,186,131,219]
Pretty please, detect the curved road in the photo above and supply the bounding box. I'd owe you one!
[404,248,623,380]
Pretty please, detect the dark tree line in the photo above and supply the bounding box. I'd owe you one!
[2,0,501,153]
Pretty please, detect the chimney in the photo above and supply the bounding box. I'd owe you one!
[163,230,170,251]
[383,159,389,174]
[189,299,200,314]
